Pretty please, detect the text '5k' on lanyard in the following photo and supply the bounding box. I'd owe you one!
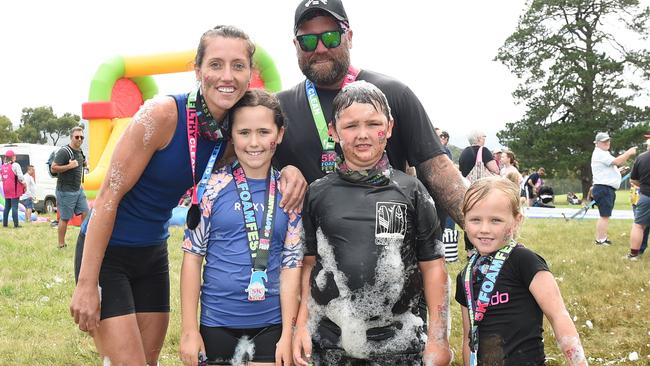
[305,65,359,174]
[186,89,225,206]
[463,240,517,366]
[231,160,278,302]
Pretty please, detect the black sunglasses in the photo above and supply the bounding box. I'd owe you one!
[74,136,84,140]
[296,30,343,52]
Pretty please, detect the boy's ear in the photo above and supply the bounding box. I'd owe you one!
[386,118,394,139]
[328,123,340,143]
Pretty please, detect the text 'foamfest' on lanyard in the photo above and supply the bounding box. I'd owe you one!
[186,89,225,205]
[231,160,278,302]
[463,240,517,366]
[305,66,360,174]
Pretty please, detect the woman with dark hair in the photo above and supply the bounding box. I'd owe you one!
[70,26,306,365]
[500,150,522,184]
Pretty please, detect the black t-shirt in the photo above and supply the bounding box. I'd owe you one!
[303,169,443,356]
[275,70,444,184]
[54,146,85,192]
[458,146,494,177]
[524,172,541,194]
[455,245,549,366]
[631,151,650,196]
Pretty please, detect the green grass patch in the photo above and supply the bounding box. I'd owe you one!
[1,213,648,364]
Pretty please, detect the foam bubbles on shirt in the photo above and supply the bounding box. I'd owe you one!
[308,229,424,359]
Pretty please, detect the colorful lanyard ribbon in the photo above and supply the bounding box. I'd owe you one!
[231,160,278,301]
[463,240,517,366]
[186,89,225,205]
[305,66,360,174]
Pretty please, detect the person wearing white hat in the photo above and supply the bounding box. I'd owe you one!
[591,132,636,245]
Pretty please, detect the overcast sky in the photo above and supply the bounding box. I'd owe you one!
[1,0,544,150]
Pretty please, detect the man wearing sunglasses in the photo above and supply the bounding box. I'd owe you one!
[277,1,457,365]
[51,126,89,249]
[276,0,464,221]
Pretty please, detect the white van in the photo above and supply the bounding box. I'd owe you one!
[0,143,59,213]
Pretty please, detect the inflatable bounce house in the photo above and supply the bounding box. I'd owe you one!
[81,46,281,225]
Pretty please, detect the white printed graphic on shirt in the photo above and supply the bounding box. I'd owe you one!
[375,202,407,243]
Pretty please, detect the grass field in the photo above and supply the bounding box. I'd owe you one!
[1,198,649,365]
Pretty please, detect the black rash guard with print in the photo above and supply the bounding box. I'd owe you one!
[302,169,443,357]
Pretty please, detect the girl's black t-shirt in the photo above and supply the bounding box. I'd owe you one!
[455,245,550,366]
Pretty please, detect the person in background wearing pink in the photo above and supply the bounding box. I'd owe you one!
[1,150,25,228]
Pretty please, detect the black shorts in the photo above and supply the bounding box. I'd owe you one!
[200,323,282,364]
[74,233,170,320]
[312,319,423,366]
[311,349,422,366]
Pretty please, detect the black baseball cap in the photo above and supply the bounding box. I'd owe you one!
[294,0,349,34]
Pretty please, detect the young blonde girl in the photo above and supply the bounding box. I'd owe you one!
[455,177,587,366]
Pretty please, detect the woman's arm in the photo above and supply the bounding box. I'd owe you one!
[486,159,500,175]
[179,253,205,366]
[69,97,178,332]
[530,271,587,366]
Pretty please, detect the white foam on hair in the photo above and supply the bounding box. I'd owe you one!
[342,80,381,95]
[308,229,424,358]
[132,98,161,147]
[230,336,255,366]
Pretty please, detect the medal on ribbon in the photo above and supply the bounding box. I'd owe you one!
[246,269,268,301]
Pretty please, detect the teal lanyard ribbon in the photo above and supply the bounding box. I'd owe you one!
[304,65,360,151]
[463,240,517,365]
[230,160,278,301]
[305,79,336,151]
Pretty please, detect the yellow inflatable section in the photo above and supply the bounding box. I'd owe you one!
[81,46,282,199]
[83,118,130,192]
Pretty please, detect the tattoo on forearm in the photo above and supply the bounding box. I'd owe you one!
[291,317,297,327]
[416,156,467,226]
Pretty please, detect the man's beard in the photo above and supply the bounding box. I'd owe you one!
[299,49,350,87]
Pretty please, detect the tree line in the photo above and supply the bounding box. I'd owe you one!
[0,107,81,146]
[496,0,650,198]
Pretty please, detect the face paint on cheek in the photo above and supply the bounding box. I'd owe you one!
[270,141,277,152]
[378,130,386,142]
[201,74,216,89]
